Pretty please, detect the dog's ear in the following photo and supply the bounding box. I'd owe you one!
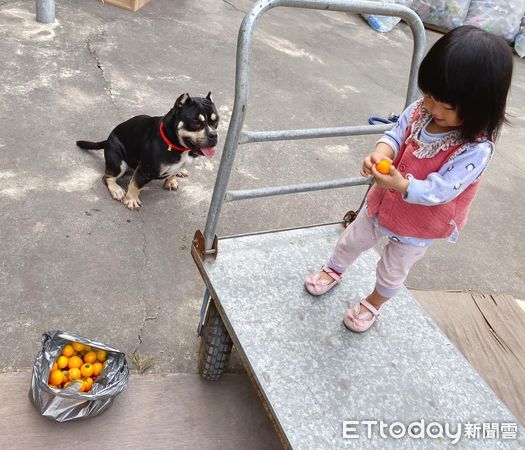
[206,92,212,101]
[175,93,191,109]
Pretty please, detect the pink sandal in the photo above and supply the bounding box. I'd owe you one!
[304,265,342,296]
[342,299,380,333]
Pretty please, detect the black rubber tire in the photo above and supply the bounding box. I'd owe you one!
[198,301,233,381]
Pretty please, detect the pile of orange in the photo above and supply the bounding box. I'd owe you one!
[48,341,108,393]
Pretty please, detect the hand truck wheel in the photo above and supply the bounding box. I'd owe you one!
[198,300,233,381]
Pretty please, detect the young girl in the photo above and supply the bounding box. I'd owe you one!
[305,25,513,333]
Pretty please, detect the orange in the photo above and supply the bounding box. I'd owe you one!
[68,355,83,369]
[56,355,68,369]
[80,379,91,393]
[84,345,92,353]
[81,363,94,378]
[96,350,107,363]
[72,342,85,353]
[51,362,58,372]
[61,344,74,357]
[62,370,70,383]
[375,159,393,175]
[92,362,103,376]
[84,351,97,364]
[49,370,64,386]
[63,381,72,389]
[85,377,94,391]
[69,367,81,380]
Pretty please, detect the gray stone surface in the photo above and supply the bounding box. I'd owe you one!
[203,225,524,448]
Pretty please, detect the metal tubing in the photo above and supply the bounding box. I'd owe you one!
[240,123,393,144]
[197,289,211,336]
[203,0,426,249]
[36,0,55,23]
[225,177,373,203]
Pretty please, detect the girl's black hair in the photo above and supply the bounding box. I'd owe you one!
[418,25,513,141]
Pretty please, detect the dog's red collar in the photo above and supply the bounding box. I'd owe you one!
[159,122,189,152]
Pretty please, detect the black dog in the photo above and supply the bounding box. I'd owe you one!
[77,93,219,209]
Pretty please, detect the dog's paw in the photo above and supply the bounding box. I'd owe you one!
[109,185,126,201]
[122,195,142,210]
[164,177,179,191]
[176,169,189,178]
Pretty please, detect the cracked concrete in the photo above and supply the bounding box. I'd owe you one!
[0,0,524,378]
[222,0,245,13]
[86,33,121,114]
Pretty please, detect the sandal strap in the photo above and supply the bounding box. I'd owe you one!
[321,265,342,282]
[360,300,380,317]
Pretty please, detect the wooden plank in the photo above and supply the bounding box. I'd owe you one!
[102,0,151,12]
[413,291,525,425]
[0,373,281,449]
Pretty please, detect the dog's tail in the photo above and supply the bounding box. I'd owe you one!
[76,140,107,150]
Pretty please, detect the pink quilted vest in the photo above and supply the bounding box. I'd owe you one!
[366,100,487,239]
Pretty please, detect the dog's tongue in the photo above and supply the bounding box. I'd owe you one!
[201,147,216,158]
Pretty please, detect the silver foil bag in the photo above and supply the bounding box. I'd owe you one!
[29,330,129,422]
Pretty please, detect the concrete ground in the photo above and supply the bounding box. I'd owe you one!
[0,0,524,447]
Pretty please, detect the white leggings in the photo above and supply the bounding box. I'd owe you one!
[327,209,428,297]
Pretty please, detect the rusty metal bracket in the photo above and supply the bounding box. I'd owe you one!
[192,229,218,262]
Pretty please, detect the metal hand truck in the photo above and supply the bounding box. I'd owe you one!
[191,1,522,448]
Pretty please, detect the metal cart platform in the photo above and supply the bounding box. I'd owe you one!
[191,1,524,448]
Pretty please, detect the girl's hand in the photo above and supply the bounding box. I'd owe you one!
[361,152,390,177]
[370,164,409,195]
